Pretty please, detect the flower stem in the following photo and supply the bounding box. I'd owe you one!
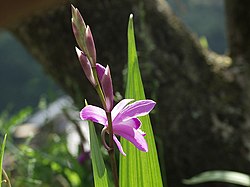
[2,168,11,187]
[106,112,119,187]
[92,67,107,109]
[92,67,119,186]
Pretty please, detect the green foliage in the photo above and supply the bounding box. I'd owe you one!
[0,107,93,187]
[119,14,163,187]
[89,120,110,187]
[9,132,91,187]
[183,170,250,186]
[0,107,32,133]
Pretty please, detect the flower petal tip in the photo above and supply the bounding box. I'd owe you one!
[75,46,81,55]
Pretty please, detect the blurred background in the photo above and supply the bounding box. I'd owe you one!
[0,0,226,113]
[1,0,248,187]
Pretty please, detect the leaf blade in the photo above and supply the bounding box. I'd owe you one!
[119,14,163,187]
[183,170,250,186]
[88,121,110,187]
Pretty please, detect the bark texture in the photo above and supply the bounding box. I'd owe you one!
[8,0,250,186]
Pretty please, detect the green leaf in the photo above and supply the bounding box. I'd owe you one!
[119,14,163,187]
[89,120,110,187]
[183,170,250,186]
[0,134,7,187]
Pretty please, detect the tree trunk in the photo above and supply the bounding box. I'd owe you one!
[8,0,250,186]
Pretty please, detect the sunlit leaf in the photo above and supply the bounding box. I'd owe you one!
[88,120,110,187]
[183,170,250,186]
[0,107,32,132]
[119,14,163,187]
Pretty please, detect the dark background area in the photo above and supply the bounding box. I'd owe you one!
[0,1,226,113]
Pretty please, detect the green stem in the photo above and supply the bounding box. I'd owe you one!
[92,67,106,109]
[2,168,11,187]
[92,67,119,187]
[106,112,119,187]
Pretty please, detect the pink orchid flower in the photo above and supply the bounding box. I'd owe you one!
[80,99,156,156]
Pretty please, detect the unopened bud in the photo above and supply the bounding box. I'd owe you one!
[96,63,105,81]
[85,26,96,66]
[101,65,113,112]
[75,47,96,86]
[71,5,87,51]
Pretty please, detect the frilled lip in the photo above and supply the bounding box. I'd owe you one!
[80,99,156,155]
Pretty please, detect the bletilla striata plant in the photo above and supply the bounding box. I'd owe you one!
[71,5,155,156]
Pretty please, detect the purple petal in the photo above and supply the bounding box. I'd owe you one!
[101,65,113,112]
[113,125,148,152]
[112,99,134,120]
[116,118,141,129]
[96,63,105,81]
[117,100,156,122]
[80,105,107,125]
[113,135,126,156]
[78,151,90,164]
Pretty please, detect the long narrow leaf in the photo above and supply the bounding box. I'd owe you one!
[88,121,109,187]
[183,170,250,186]
[119,14,163,187]
[0,134,7,187]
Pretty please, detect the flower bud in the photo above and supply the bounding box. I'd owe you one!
[101,65,113,112]
[96,63,105,80]
[85,26,96,66]
[75,47,96,86]
[71,5,86,51]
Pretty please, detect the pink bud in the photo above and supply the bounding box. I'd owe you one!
[85,26,96,66]
[75,47,96,86]
[101,65,114,112]
[96,63,105,80]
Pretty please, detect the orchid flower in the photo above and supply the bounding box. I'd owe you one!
[80,99,156,156]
